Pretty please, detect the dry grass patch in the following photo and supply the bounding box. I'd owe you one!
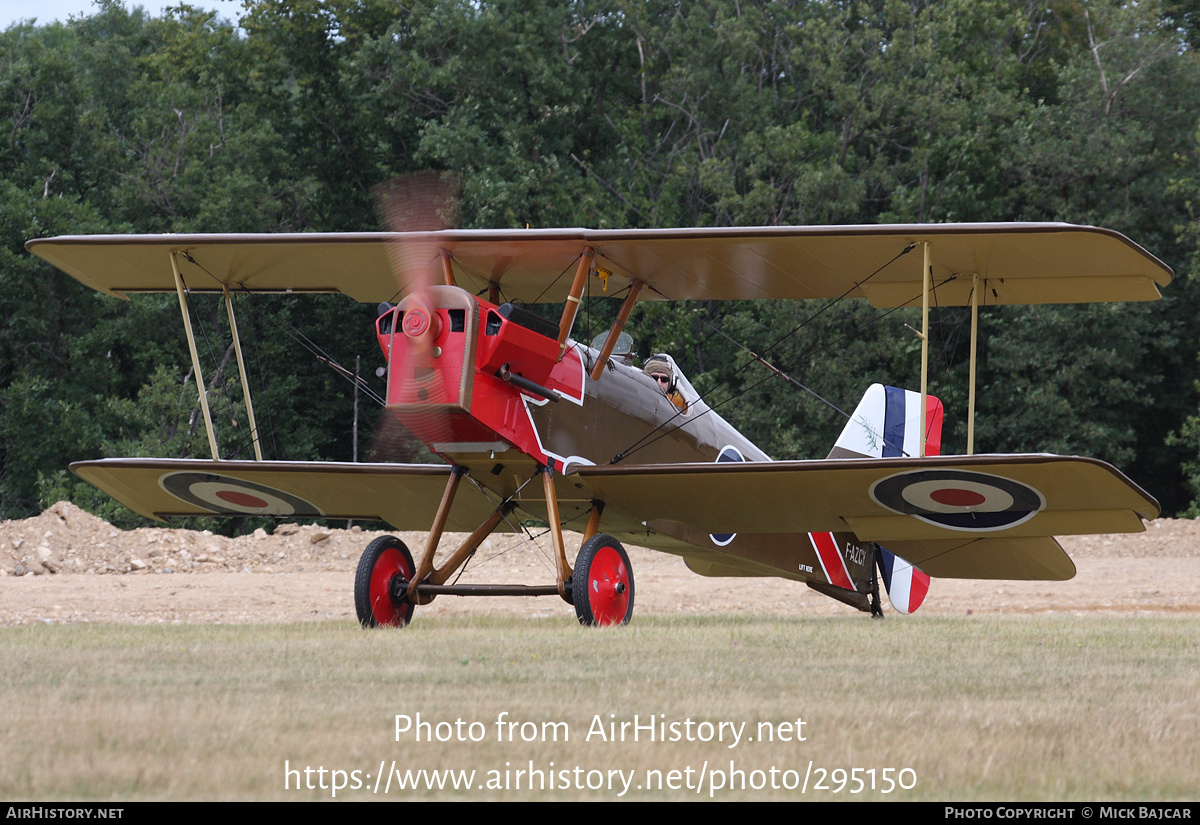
[1,615,1196,800]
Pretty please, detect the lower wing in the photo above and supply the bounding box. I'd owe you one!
[70,458,500,532]
[73,452,1156,582]
[577,453,1157,581]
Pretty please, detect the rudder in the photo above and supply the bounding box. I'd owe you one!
[829,383,943,460]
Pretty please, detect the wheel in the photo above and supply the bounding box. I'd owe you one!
[572,534,634,626]
[355,536,416,628]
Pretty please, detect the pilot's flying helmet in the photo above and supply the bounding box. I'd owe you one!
[643,355,676,393]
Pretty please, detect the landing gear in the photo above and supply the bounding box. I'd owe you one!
[355,536,416,628]
[351,470,630,627]
[572,534,634,626]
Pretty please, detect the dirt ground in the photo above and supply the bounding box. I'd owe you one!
[2,501,1198,624]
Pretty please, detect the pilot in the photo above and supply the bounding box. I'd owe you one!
[643,355,688,413]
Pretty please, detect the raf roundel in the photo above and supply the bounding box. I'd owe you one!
[159,472,324,517]
[709,445,746,547]
[869,469,1045,532]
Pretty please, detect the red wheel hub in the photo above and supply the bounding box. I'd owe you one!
[369,546,414,626]
[586,546,631,626]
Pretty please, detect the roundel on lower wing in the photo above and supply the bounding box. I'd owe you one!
[869,469,1045,532]
[159,472,324,517]
[710,446,745,546]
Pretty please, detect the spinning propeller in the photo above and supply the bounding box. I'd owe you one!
[370,172,462,461]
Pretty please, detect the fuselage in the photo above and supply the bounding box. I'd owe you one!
[376,285,874,607]
[377,285,766,483]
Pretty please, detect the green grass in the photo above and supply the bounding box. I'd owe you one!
[1,615,1196,800]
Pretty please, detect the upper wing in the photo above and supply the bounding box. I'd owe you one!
[70,458,503,532]
[28,223,1171,307]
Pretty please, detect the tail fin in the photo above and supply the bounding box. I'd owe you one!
[829,384,940,614]
[829,383,943,460]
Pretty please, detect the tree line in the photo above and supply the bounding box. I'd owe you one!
[2,0,1199,525]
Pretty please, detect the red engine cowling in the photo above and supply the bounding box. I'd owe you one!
[375,286,583,464]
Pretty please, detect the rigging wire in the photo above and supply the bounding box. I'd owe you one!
[533,255,580,304]
[175,252,386,459]
[611,272,960,464]
[179,253,384,407]
[229,289,282,460]
[173,276,250,459]
[699,319,855,423]
[276,320,387,407]
[175,254,263,457]
[449,473,573,581]
[609,242,917,463]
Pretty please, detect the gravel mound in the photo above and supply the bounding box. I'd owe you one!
[0,501,412,577]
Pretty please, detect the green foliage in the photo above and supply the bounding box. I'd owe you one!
[1,0,1199,520]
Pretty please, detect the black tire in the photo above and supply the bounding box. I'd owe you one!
[572,534,634,626]
[354,536,416,628]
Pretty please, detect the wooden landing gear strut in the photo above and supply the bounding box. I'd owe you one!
[352,465,633,628]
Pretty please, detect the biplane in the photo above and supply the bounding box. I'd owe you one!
[26,223,1169,625]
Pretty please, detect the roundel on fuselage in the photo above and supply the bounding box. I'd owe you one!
[709,446,745,547]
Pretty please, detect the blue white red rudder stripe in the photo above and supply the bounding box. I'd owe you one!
[875,547,929,615]
[832,384,943,460]
[831,384,940,614]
